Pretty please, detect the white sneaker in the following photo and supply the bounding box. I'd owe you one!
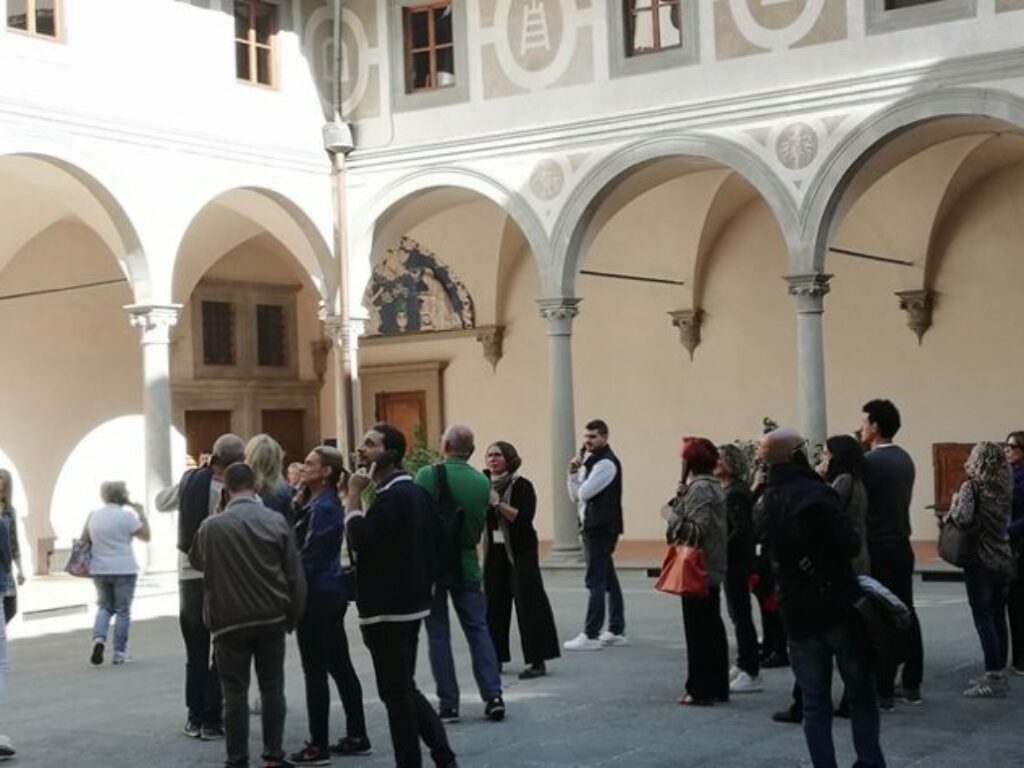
[0,734,15,760]
[250,696,262,715]
[563,632,603,651]
[598,631,628,647]
[729,671,764,693]
[729,665,741,681]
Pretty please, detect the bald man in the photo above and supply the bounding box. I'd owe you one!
[157,432,245,740]
[415,424,505,723]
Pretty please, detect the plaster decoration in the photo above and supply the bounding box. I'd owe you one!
[669,309,703,360]
[529,158,566,200]
[363,237,476,335]
[715,0,845,59]
[480,0,593,94]
[476,326,505,369]
[303,3,380,120]
[895,289,934,344]
[775,122,820,170]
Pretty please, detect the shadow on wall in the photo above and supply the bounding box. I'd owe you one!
[0,447,33,576]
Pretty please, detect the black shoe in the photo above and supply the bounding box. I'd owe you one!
[330,736,372,756]
[201,725,225,740]
[90,641,104,666]
[519,663,546,680]
[879,697,895,712]
[289,743,330,766]
[899,687,922,705]
[761,652,790,669]
[484,695,506,722]
[438,705,459,724]
[182,719,202,738]
[771,707,802,724]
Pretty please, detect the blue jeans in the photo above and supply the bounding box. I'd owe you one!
[789,620,885,768]
[425,582,502,710]
[92,574,137,654]
[583,532,625,638]
[964,563,1009,672]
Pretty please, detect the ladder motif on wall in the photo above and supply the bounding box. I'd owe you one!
[520,0,551,56]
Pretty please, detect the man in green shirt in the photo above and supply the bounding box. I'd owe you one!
[416,424,505,724]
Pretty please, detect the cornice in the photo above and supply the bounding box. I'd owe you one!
[346,47,1024,172]
[0,94,328,175]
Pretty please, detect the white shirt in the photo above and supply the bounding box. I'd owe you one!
[87,504,143,575]
[567,459,618,523]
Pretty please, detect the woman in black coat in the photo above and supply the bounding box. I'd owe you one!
[483,441,560,679]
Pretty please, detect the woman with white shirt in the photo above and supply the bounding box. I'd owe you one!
[83,481,150,665]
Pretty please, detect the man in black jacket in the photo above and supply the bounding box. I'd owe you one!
[860,398,922,707]
[564,419,626,651]
[346,423,457,768]
[156,432,245,740]
[761,428,885,768]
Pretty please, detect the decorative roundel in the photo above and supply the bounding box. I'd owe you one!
[493,0,580,91]
[774,122,820,171]
[529,159,566,200]
[305,7,371,116]
[728,0,827,52]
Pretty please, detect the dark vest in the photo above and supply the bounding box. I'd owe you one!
[178,467,214,554]
[582,445,623,536]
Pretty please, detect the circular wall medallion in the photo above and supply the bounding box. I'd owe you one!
[775,122,819,170]
[529,159,565,200]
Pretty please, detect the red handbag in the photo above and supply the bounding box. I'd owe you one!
[655,541,709,598]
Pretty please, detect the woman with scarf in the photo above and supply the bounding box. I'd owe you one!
[941,441,1015,698]
[483,441,560,679]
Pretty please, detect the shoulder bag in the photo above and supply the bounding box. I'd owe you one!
[938,482,980,568]
[655,525,709,598]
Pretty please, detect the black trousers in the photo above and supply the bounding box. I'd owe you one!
[361,620,455,768]
[724,569,760,677]
[869,540,923,697]
[484,545,560,666]
[3,594,15,625]
[215,624,287,767]
[296,593,367,749]
[180,578,222,727]
[681,586,730,702]
[1008,551,1024,669]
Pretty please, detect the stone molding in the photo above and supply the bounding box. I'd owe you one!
[785,273,832,313]
[537,297,581,336]
[125,303,181,344]
[476,326,505,370]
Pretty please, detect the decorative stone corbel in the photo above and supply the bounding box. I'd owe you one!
[669,309,703,360]
[310,336,332,384]
[895,290,934,344]
[476,326,504,370]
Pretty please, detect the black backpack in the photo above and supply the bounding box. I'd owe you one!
[432,464,464,588]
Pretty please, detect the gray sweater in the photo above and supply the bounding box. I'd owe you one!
[668,475,727,588]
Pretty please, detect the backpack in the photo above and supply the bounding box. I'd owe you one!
[432,464,464,588]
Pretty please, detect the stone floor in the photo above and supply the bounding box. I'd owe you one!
[4,571,1023,767]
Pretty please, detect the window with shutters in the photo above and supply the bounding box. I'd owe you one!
[202,301,236,366]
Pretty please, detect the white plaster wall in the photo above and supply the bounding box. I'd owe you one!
[0,222,142,555]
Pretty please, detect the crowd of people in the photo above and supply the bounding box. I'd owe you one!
[0,398,1022,766]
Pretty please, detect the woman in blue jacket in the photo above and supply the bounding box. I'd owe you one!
[289,446,370,765]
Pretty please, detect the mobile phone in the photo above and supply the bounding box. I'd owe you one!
[578,445,586,460]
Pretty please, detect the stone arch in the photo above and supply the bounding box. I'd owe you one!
[800,87,1024,273]
[355,167,551,285]
[550,132,800,297]
[0,150,151,300]
[171,186,335,305]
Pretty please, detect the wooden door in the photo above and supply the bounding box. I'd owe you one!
[933,442,974,512]
[375,390,427,451]
[184,410,232,463]
[261,409,306,466]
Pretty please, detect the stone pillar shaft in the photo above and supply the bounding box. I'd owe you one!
[538,297,581,557]
[126,303,181,573]
[785,274,831,448]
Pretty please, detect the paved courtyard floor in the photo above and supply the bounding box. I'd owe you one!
[4,571,1024,767]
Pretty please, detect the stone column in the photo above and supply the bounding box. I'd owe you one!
[784,274,831,448]
[126,303,181,573]
[537,297,582,559]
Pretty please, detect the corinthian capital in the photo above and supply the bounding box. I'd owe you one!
[125,303,181,343]
[537,297,581,337]
[784,273,832,312]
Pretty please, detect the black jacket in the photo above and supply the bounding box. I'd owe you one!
[582,446,623,535]
[725,482,755,575]
[346,474,438,625]
[178,467,214,554]
[762,462,862,640]
[485,476,539,557]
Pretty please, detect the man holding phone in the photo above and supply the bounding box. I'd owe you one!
[564,419,627,651]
